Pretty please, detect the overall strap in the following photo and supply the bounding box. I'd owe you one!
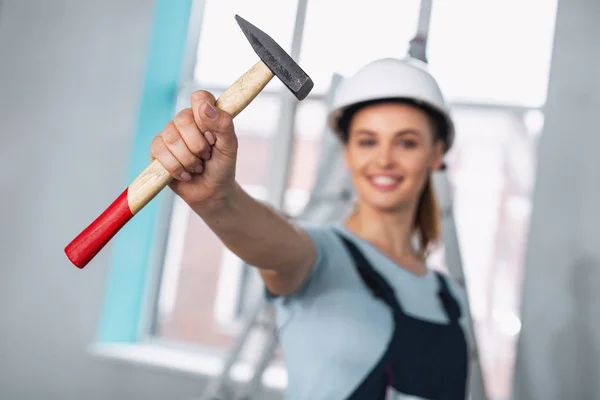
[434,271,462,323]
[335,233,402,313]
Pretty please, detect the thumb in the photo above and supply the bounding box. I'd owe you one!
[198,101,235,136]
[192,97,237,156]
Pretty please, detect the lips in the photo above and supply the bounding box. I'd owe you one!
[368,175,403,191]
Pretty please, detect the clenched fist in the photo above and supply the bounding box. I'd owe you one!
[150,90,239,208]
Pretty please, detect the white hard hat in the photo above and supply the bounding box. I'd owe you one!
[327,57,454,151]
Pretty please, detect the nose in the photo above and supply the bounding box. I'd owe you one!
[376,142,395,168]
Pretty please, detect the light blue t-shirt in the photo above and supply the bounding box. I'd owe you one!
[268,222,468,400]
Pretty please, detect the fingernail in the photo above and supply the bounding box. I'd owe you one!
[194,163,203,173]
[204,131,216,145]
[201,151,211,161]
[180,171,191,181]
[202,101,217,119]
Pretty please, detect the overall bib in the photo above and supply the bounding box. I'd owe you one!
[336,234,469,400]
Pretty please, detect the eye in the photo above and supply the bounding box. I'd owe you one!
[358,139,376,147]
[400,139,418,149]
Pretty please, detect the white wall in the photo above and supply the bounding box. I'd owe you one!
[512,0,600,398]
[0,1,283,399]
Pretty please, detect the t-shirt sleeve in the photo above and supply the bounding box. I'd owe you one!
[264,222,332,303]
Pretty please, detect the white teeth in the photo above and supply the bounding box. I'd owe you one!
[371,176,398,185]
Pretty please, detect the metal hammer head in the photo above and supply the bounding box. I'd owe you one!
[235,15,313,100]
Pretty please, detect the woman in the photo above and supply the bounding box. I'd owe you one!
[150,57,469,399]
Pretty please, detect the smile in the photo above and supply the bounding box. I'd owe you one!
[368,175,403,191]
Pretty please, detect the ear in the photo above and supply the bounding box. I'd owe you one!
[431,139,445,170]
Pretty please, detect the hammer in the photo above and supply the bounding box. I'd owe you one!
[65,15,313,269]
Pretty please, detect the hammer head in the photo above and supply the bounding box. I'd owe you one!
[236,15,313,100]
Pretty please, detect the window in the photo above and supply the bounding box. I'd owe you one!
[98,0,558,398]
[427,0,558,107]
[194,0,298,91]
[299,0,421,94]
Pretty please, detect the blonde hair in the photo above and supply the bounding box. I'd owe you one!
[414,177,441,259]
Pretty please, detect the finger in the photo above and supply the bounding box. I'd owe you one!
[150,134,194,182]
[161,121,204,174]
[173,109,212,162]
[190,90,235,140]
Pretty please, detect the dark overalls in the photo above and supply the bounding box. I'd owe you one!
[336,234,469,400]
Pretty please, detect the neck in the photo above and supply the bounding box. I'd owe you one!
[344,201,419,259]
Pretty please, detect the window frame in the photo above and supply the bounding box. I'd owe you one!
[95,0,198,344]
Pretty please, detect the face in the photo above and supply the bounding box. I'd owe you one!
[344,102,444,213]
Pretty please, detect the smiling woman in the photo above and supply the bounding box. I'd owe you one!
[282,58,469,399]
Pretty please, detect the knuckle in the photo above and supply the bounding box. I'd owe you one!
[167,164,184,177]
[184,156,199,170]
[149,136,183,177]
[174,108,195,128]
[219,113,234,131]
[189,140,207,156]
[162,123,181,145]
[191,90,215,105]
[150,136,165,157]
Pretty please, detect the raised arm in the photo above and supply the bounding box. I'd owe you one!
[150,90,316,296]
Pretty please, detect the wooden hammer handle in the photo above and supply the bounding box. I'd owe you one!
[65,60,274,268]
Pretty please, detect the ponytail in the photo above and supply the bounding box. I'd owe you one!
[414,177,441,258]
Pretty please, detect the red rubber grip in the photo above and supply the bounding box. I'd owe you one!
[65,188,134,269]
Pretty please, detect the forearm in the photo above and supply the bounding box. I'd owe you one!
[192,182,312,273]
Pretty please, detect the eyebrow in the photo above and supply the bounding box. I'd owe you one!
[353,128,422,136]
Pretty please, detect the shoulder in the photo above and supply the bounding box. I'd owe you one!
[267,221,350,301]
[447,275,468,308]
[295,221,349,263]
[435,270,467,303]
[296,220,340,242]
[434,270,471,326]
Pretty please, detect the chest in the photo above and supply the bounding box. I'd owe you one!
[278,267,447,373]
[279,286,465,400]
[278,286,395,398]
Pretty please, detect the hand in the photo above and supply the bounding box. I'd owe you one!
[150,90,239,208]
